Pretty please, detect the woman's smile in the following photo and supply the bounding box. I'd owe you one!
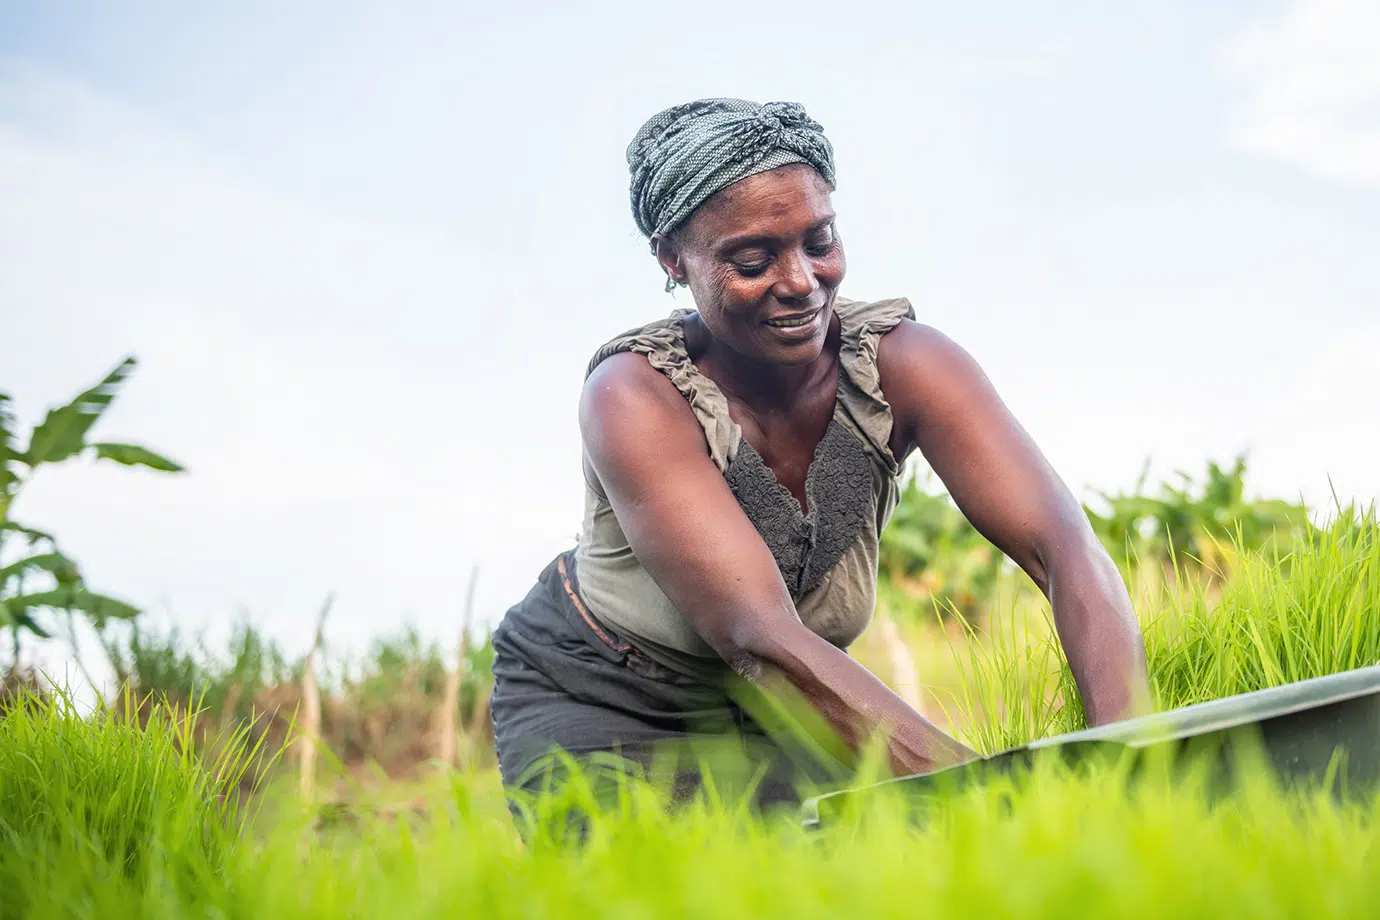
[761,304,826,343]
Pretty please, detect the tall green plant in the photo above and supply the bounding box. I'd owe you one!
[0,684,268,914]
[1084,454,1309,582]
[0,357,182,663]
[941,501,1380,755]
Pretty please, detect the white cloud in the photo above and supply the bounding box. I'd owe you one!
[1221,0,1380,188]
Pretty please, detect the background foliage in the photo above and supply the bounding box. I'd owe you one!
[1,357,181,664]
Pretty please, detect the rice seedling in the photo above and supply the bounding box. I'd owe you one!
[1147,502,1380,709]
[3,695,1379,920]
[0,686,278,919]
[933,502,1380,755]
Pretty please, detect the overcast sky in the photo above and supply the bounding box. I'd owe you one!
[2,0,1378,680]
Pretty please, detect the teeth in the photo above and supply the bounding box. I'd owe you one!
[766,311,818,328]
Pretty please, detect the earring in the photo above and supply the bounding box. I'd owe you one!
[664,275,678,294]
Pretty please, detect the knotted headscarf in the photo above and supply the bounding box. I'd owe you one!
[626,98,836,241]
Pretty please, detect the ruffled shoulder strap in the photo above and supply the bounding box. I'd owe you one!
[586,309,742,472]
[586,296,915,476]
[831,295,916,477]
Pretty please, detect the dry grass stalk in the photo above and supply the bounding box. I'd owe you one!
[436,566,478,769]
[297,593,334,802]
[878,610,923,712]
[217,680,242,736]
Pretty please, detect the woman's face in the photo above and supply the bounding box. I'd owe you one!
[657,164,846,367]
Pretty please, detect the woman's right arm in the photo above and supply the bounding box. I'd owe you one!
[579,352,978,777]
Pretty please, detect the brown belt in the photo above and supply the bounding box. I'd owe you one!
[557,553,630,655]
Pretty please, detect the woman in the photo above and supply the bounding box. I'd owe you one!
[491,98,1150,809]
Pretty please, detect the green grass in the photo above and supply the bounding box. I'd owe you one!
[0,689,275,919]
[1147,503,1380,707]
[3,506,1379,918]
[935,503,1380,755]
[229,762,1380,920]
[2,692,1379,919]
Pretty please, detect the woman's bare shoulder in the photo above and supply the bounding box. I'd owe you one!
[875,319,1004,456]
[579,351,708,477]
[581,352,692,429]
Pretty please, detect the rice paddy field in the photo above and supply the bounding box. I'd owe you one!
[3,505,1379,919]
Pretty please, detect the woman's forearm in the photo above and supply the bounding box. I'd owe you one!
[737,622,979,777]
[1043,536,1152,726]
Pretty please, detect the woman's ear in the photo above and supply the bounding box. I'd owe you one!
[651,233,688,288]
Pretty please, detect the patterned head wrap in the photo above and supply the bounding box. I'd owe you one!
[626,98,836,242]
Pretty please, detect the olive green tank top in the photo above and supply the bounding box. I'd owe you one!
[573,295,915,680]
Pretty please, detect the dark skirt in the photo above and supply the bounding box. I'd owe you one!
[489,552,849,815]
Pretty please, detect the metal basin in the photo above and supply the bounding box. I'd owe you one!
[801,663,1380,830]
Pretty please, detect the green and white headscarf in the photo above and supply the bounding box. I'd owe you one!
[626,98,836,242]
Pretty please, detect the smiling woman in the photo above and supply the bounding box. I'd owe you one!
[489,98,1152,814]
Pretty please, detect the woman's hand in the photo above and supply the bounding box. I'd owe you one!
[878,320,1153,727]
[580,352,978,777]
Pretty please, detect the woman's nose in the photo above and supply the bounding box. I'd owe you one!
[772,249,819,302]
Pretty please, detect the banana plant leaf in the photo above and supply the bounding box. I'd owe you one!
[0,522,56,546]
[4,588,141,631]
[21,357,136,467]
[0,599,52,638]
[90,441,184,472]
[0,392,16,495]
[0,552,81,587]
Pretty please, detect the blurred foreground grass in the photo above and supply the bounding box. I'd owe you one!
[2,505,1378,918]
[3,685,1379,920]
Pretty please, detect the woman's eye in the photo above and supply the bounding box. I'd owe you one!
[732,255,772,276]
[805,234,836,257]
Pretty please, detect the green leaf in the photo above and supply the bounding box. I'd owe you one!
[0,392,16,495]
[91,441,184,473]
[22,357,137,467]
[14,612,51,639]
[0,521,55,546]
[6,588,141,627]
[0,552,81,587]
[0,598,52,638]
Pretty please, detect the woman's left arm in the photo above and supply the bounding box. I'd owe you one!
[877,319,1152,727]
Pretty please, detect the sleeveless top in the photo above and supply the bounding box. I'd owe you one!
[572,295,916,681]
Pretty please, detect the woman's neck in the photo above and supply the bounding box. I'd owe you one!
[685,312,840,415]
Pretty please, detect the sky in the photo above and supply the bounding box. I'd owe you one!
[2,0,1378,684]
